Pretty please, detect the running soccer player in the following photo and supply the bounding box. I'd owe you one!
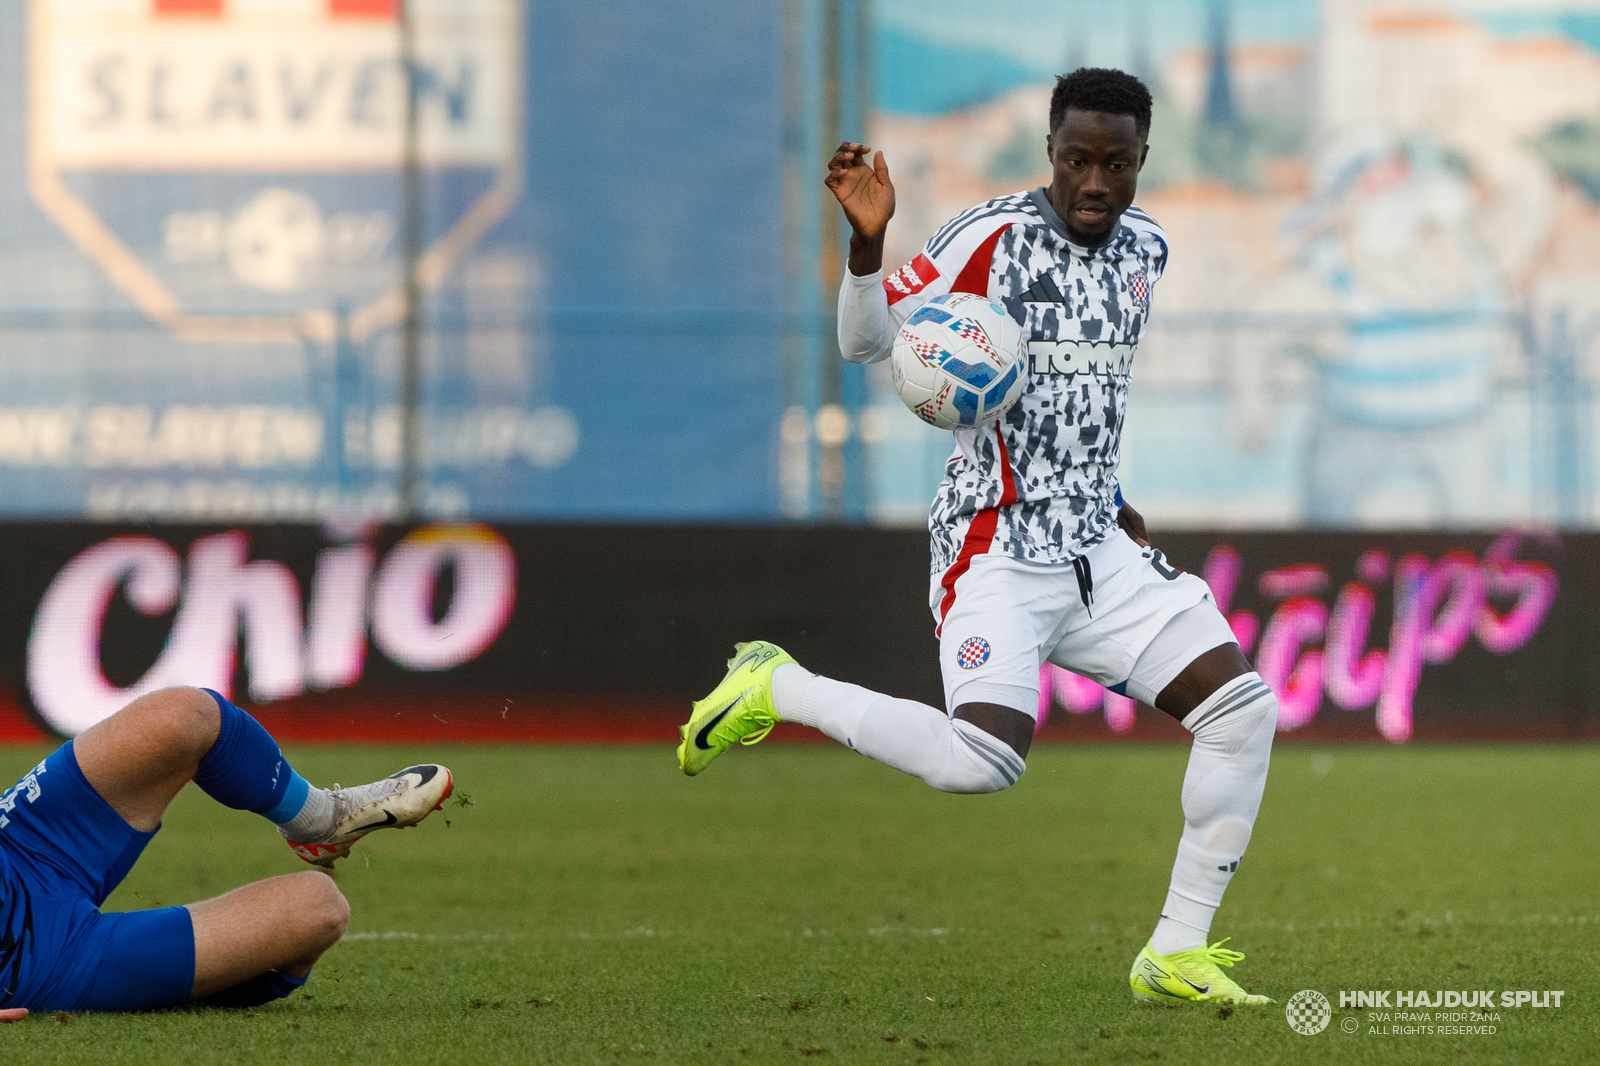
[0,686,451,1019]
[678,69,1278,1005]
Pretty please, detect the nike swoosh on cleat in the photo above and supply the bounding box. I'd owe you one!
[694,690,751,749]
[1177,974,1210,995]
[351,810,400,833]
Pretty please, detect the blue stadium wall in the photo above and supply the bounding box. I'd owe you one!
[511,0,787,518]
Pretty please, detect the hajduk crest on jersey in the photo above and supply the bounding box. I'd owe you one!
[1128,270,1149,308]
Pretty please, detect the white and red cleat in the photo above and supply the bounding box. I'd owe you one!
[283,764,453,868]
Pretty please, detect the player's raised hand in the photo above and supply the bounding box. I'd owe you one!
[826,142,895,239]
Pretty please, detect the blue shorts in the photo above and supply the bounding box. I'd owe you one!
[0,743,194,1012]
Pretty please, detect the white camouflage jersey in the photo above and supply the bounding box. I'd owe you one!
[847,187,1168,590]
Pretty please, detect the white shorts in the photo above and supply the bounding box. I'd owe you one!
[927,530,1236,717]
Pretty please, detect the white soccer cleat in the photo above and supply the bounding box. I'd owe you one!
[282,764,453,868]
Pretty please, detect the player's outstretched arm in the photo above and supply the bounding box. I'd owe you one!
[0,1008,27,1023]
[825,141,895,276]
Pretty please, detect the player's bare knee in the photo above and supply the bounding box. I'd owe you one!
[290,872,349,946]
[124,686,220,758]
[321,888,351,944]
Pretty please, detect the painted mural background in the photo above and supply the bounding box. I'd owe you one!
[855,0,1600,531]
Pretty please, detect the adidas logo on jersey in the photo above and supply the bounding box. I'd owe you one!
[1017,274,1066,304]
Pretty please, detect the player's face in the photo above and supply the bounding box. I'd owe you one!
[1045,110,1148,246]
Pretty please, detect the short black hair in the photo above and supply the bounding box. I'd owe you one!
[1049,67,1153,139]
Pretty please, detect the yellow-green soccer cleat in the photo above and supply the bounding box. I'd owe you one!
[1129,938,1274,1005]
[678,641,797,776]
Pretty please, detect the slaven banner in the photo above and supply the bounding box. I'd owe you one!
[1,0,787,521]
[0,524,1584,743]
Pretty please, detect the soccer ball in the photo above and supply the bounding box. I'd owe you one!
[891,293,1026,430]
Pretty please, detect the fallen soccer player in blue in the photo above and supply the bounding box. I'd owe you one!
[0,686,452,1020]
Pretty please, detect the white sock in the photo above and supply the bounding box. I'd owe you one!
[278,786,336,841]
[772,664,820,726]
[772,664,1022,793]
[1150,672,1278,955]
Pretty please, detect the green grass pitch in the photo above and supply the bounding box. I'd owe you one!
[3,741,1597,1065]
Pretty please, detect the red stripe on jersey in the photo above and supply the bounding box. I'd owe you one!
[935,426,1018,635]
[936,510,997,637]
[993,421,1017,505]
[950,225,1009,296]
[883,253,939,306]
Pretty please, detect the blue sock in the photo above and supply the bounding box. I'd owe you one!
[195,689,312,824]
[197,967,311,1008]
